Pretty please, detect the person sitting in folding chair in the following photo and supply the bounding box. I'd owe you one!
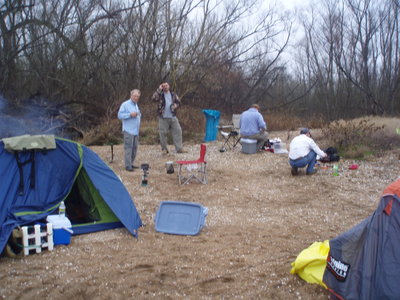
[239,104,268,152]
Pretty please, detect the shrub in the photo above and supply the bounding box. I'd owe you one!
[80,104,207,146]
[321,119,385,159]
[178,107,206,134]
[178,106,208,143]
[79,118,122,146]
[139,120,159,145]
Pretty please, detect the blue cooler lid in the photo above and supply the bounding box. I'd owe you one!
[155,201,208,235]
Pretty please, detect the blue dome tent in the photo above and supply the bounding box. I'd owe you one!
[0,135,142,254]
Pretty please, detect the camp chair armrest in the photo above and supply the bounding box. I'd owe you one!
[220,131,230,137]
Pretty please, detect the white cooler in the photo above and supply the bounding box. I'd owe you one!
[46,215,73,245]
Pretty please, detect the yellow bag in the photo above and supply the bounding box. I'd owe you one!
[290,240,330,289]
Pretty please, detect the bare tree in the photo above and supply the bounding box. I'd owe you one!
[0,0,37,99]
[293,0,400,118]
[0,0,303,136]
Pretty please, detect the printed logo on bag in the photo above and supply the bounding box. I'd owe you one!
[326,254,350,282]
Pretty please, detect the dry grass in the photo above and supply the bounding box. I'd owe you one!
[178,106,207,140]
[322,116,400,158]
[138,120,160,145]
[264,112,327,132]
[79,118,122,146]
[79,108,400,163]
[354,116,400,133]
[354,116,400,148]
[80,106,206,146]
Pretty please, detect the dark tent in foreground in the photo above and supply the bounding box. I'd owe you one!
[291,179,400,300]
[0,135,142,254]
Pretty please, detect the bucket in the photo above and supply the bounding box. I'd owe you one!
[165,161,174,174]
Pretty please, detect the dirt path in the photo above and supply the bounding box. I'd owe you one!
[1,134,399,299]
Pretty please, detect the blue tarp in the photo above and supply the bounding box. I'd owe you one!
[203,109,220,142]
[0,136,142,253]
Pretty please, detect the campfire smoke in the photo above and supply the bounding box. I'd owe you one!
[0,94,83,140]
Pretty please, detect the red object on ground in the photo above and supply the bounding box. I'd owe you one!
[349,164,358,170]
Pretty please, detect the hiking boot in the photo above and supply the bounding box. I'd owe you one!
[291,167,298,176]
[306,169,317,176]
[125,167,134,172]
[177,148,188,153]
[131,165,139,169]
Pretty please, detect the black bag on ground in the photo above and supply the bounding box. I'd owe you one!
[320,147,340,163]
[262,139,271,150]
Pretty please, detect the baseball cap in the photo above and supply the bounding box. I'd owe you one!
[300,128,310,134]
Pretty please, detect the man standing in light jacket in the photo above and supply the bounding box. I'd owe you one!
[118,89,141,172]
[239,104,268,151]
[288,128,327,176]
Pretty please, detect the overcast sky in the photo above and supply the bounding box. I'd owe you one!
[279,0,309,9]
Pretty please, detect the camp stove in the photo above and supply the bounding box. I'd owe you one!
[140,163,150,186]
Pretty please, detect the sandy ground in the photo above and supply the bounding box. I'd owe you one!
[1,131,399,300]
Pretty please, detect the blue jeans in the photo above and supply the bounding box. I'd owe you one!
[289,151,317,174]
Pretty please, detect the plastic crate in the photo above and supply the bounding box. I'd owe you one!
[155,201,208,235]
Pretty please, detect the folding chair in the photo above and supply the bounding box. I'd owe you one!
[219,114,241,150]
[176,144,207,185]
